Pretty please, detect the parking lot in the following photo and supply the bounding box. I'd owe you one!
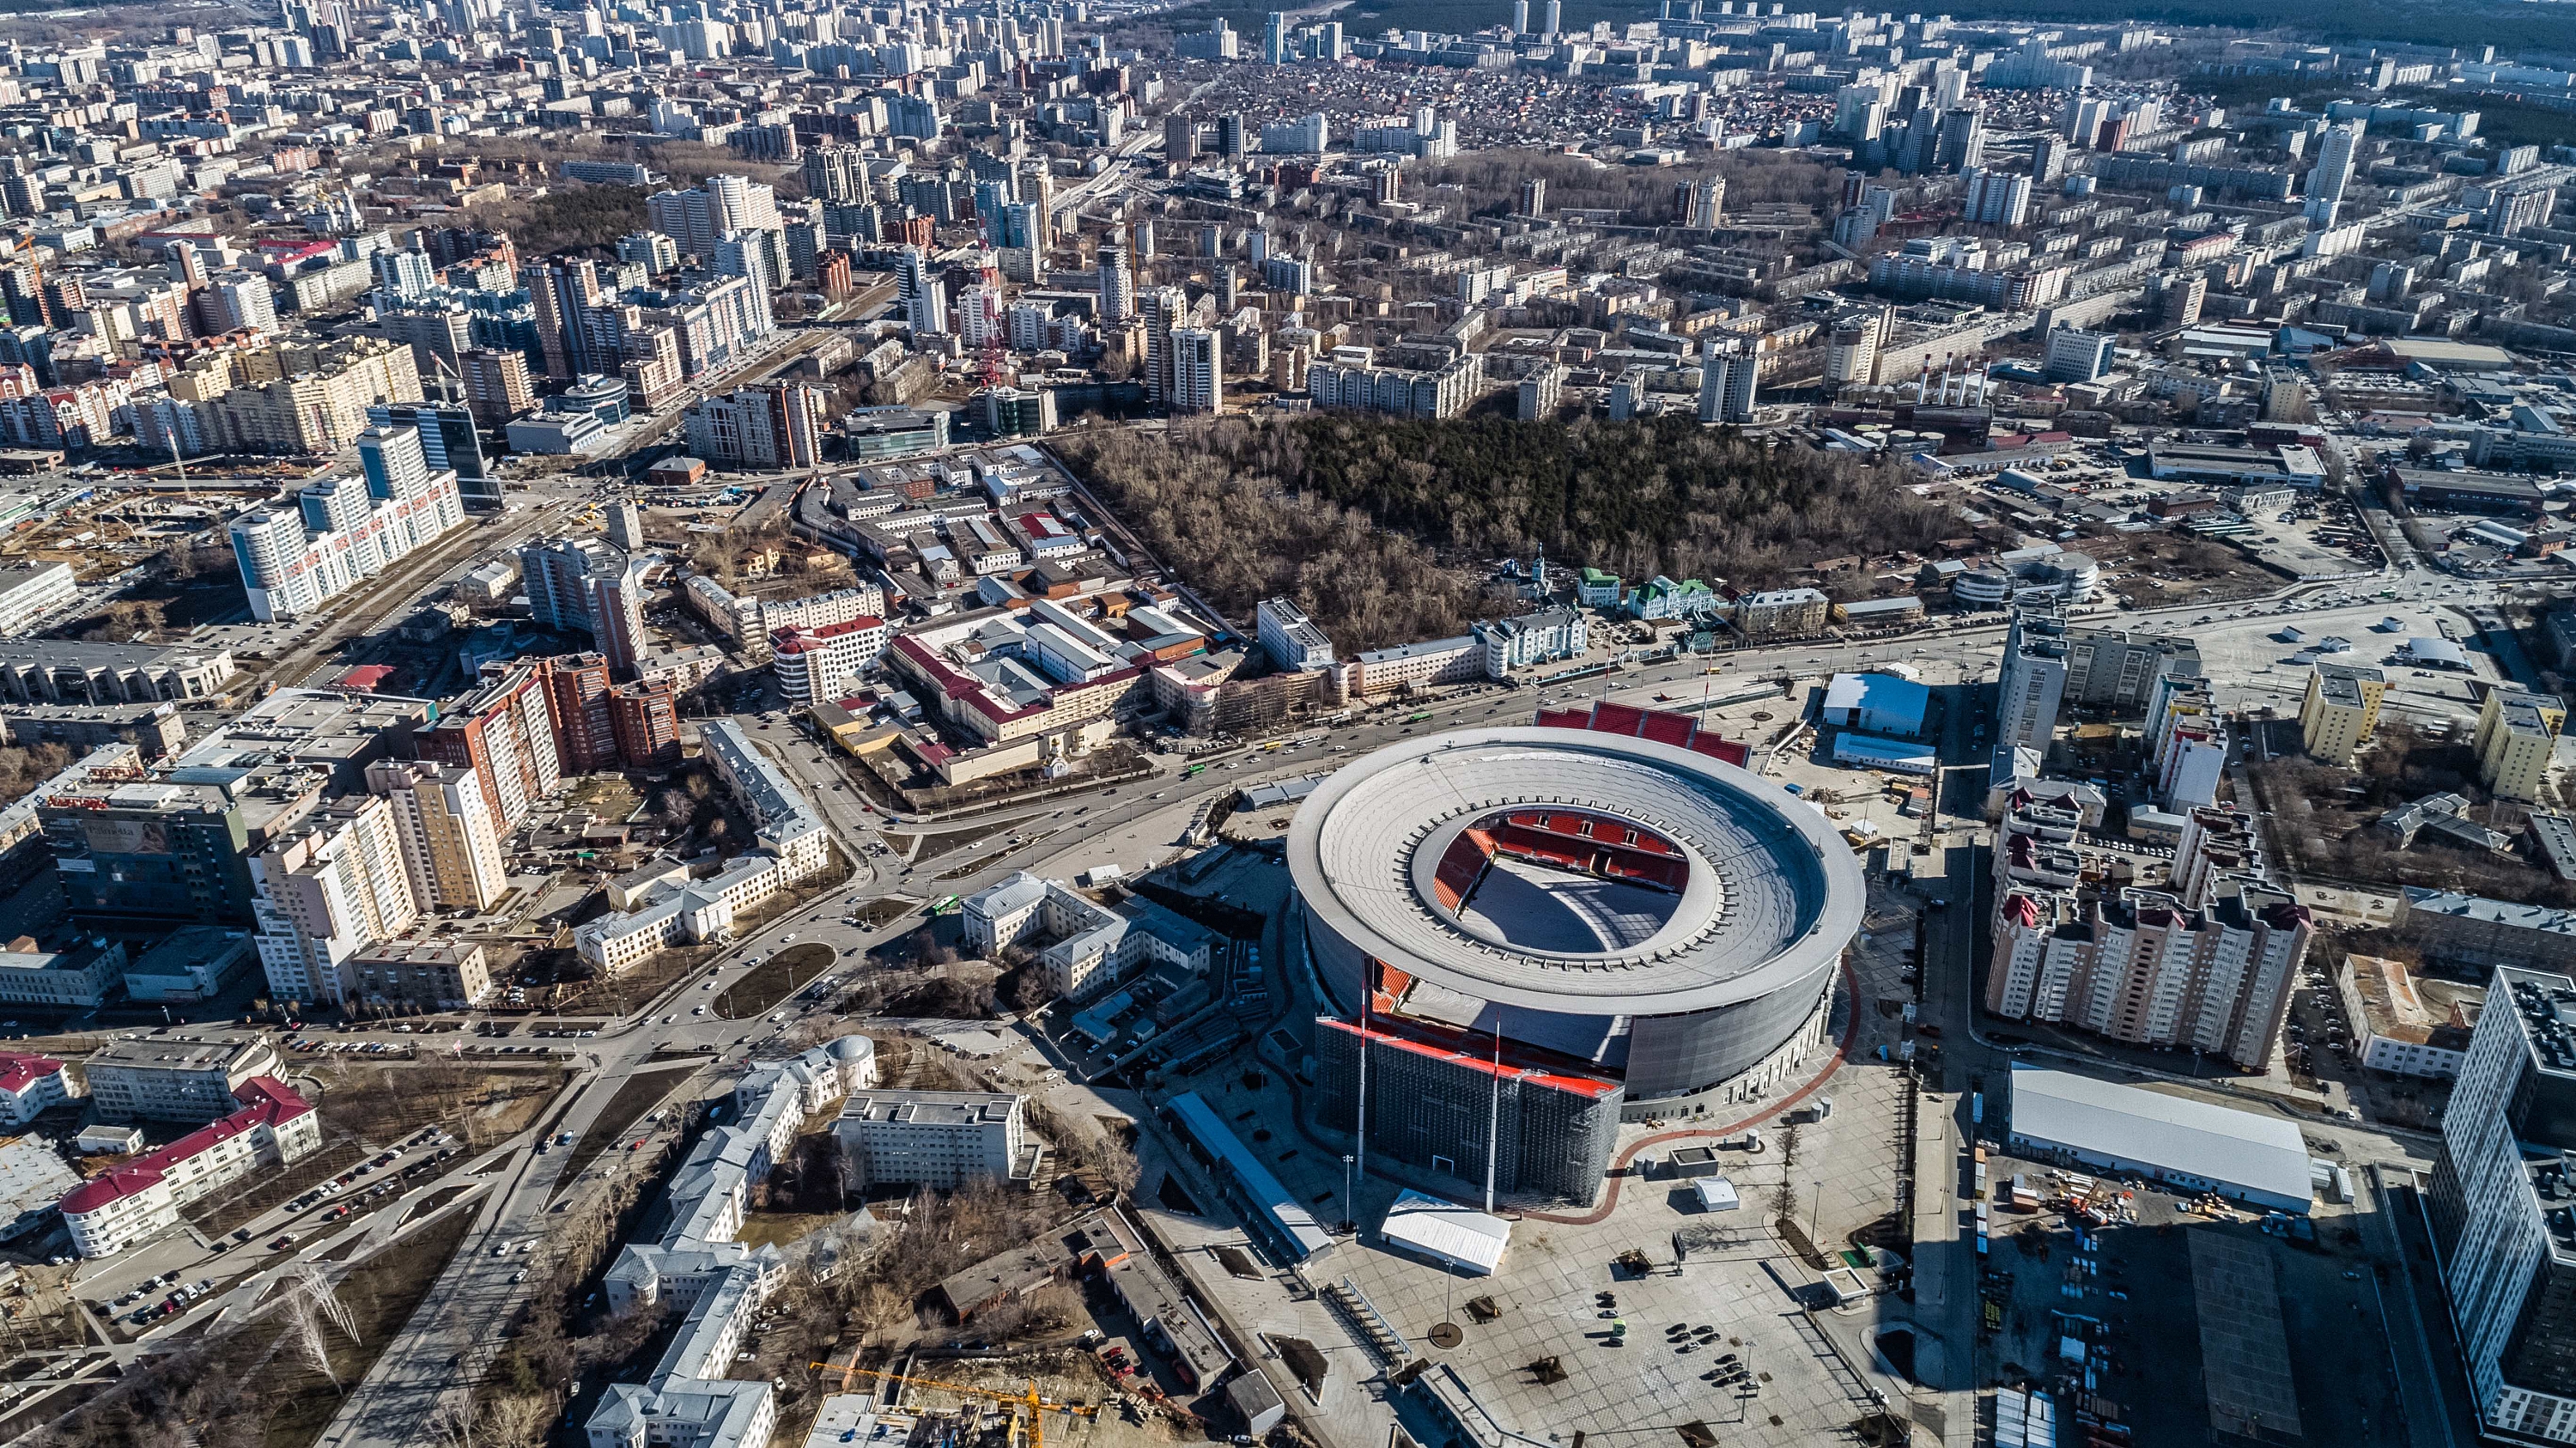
[1971,1146,2406,1448]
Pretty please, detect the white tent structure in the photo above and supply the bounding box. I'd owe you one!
[1377,1189,1511,1275]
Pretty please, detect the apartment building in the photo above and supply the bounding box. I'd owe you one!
[363,759,509,911]
[176,337,425,455]
[414,660,564,829]
[834,1090,1031,1189]
[83,1037,281,1123]
[769,616,890,703]
[61,1077,319,1257]
[1734,588,1830,639]
[249,794,420,1007]
[683,381,827,471]
[228,422,465,622]
[610,678,683,769]
[2400,890,2576,975]
[2429,966,2576,1444]
[2300,661,2388,765]
[2063,626,2201,710]
[349,941,492,1012]
[0,562,74,636]
[1986,879,2312,1069]
[2478,687,2567,804]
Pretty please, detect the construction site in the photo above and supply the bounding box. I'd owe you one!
[806,1352,1229,1448]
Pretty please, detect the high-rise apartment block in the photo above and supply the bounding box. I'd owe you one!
[250,794,420,1007]
[414,660,565,830]
[682,381,827,472]
[230,424,465,622]
[1987,865,2309,1070]
[364,758,509,911]
[2430,966,2576,1444]
[460,347,534,428]
[1168,326,1222,414]
[2299,662,2387,765]
[2480,688,2567,804]
[1697,347,1757,425]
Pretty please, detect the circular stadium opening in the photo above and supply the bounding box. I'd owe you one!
[1419,806,1695,956]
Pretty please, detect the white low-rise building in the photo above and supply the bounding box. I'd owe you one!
[0,563,76,637]
[589,1036,876,1448]
[576,721,834,972]
[0,1049,71,1125]
[59,1078,319,1256]
[962,871,1218,999]
[575,855,782,973]
[834,1089,1030,1189]
[1476,606,1589,677]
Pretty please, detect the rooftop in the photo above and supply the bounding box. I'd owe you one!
[86,1037,267,1073]
[2007,1065,2314,1208]
[2342,953,2479,1049]
[839,1090,1021,1129]
[58,1077,311,1218]
[174,686,432,778]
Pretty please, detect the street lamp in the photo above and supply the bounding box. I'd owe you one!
[1341,1153,1355,1232]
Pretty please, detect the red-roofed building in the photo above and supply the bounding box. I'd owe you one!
[0,1050,69,1125]
[59,1076,319,1257]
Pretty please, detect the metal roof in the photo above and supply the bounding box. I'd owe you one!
[1166,1092,1333,1262]
[1377,1189,1511,1275]
[2006,1066,2312,1208]
[1286,727,1863,1019]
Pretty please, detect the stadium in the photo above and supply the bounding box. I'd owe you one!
[1291,721,1864,1202]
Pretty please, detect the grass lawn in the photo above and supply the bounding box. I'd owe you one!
[714,941,837,1019]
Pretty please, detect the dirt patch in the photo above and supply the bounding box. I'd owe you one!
[2087,529,2287,606]
[878,1349,1200,1448]
[398,1184,472,1229]
[715,941,837,1019]
[305,1061,569,1148]
[733,1211,846,1251]
[855,897,919,928]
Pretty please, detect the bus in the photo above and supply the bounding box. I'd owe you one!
[927,895,963,916]
[1406,711,1432,724]
[1182,763,1206,778]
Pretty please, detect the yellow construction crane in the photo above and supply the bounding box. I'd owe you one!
[807,1362,1097,1448]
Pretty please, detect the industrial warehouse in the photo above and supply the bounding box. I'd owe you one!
[2004,1066,2318,1214]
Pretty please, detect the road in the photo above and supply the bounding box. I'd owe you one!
[54,522,2513,1445]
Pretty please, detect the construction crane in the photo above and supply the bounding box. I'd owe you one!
[807,1362,1097,1448]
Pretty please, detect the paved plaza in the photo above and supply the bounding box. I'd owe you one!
[1112,876,1935,1448]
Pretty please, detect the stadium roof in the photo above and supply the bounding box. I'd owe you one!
[1286,727,1862,1019]
[2006,1067,2312,1210]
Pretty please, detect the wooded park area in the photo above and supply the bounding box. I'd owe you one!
[1053,412,1959,652]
